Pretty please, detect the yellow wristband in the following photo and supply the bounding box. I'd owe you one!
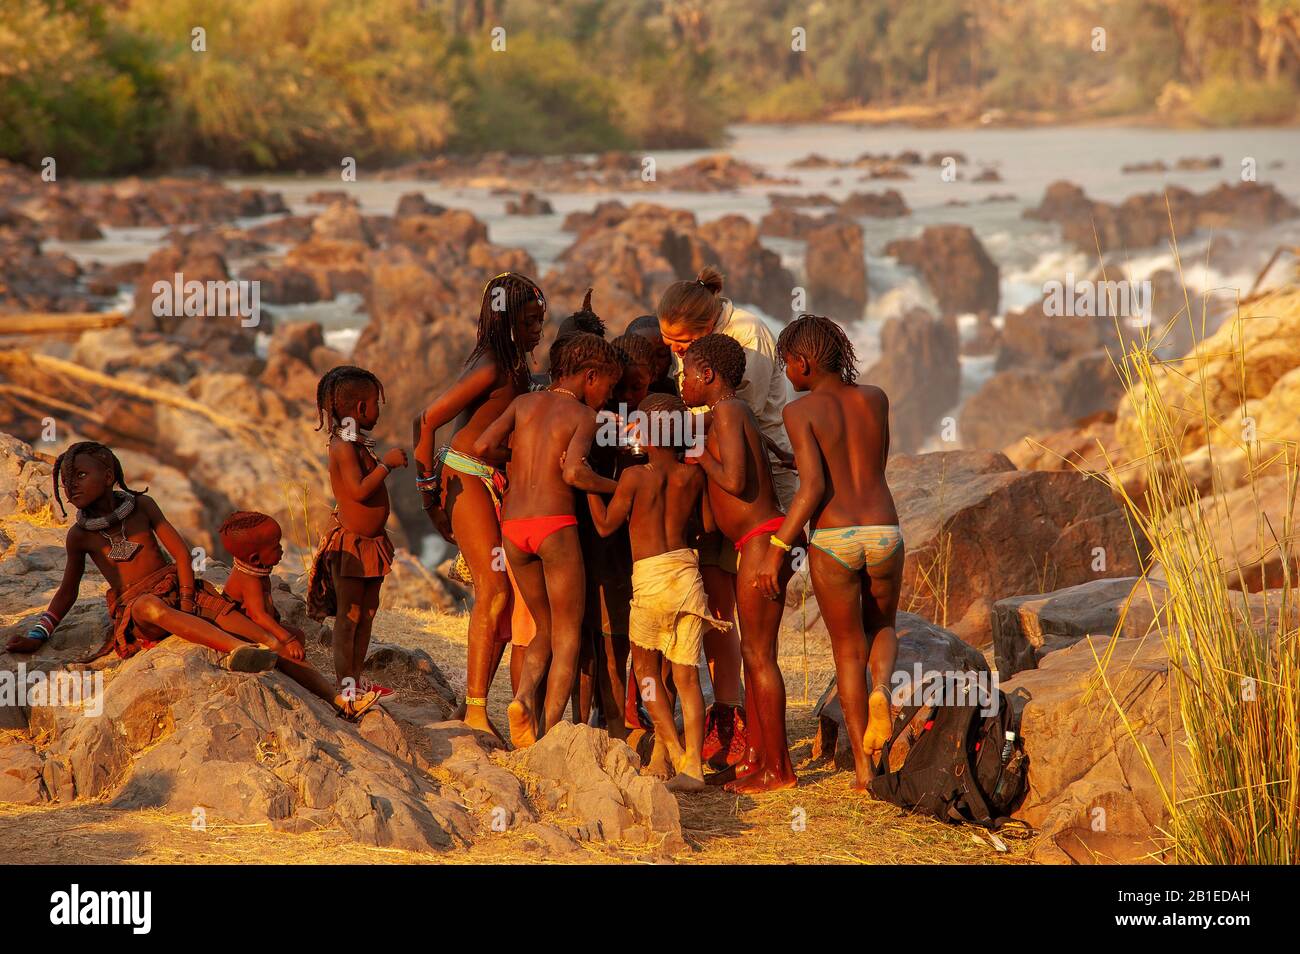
[769,535,793,552]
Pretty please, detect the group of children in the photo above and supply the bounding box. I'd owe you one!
[8,266,904,797]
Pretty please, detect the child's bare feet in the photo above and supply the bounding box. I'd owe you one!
[507,699,536,748]
[725,766,797,795]
[863,686,892,776]
[667,771,707,793]
[464,703,506,743]
[224,644,279,673]
[645,736,672,779]
[667,753,706,792]
[4,634,45,654]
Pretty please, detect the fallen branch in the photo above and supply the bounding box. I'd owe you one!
[0,313,126,337]
[0,350,255,435]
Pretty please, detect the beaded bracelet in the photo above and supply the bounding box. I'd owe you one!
[27,610,62,642]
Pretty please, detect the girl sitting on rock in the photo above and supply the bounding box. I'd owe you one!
[7,441,283,673]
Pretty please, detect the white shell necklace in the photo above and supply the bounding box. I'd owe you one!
[77,492,141,562]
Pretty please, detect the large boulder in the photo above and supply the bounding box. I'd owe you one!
[128,243,261,359]
[1001,410,1120,476]
[1177,474,1298,592]
[547,203,794,324]
[865,309,960,453]
[959,352,1125,451]
[812,612,989,770]
[991,577,1166,681]
[0,235,90,314]
[804,220,867,321]
[24,640,477,851]
[1006,635,1183,863]
[887,451,1147,646]
[1115,288,1300,495]
[506,721,686,854]
[259,320,347,399]
[697,214,795,320]
[839,189,909,218]
[884,225,998,318]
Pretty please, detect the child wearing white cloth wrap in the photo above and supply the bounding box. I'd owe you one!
[587,393,730,792]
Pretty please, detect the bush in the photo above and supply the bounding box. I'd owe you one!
[1191,76,1297,126]
[742,78,827,123]
[452,34,629,155]
[0,0,158,174]
[120,0,466,169]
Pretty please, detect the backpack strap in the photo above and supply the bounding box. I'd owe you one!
[955,714,1001,829]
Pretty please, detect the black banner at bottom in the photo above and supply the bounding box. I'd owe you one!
[1,863,1275,942]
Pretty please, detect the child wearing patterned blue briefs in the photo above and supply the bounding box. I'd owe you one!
[754,314,904,791]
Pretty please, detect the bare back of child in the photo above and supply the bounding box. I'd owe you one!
[587,392,724,792]
[760,314,903,789]
[473,332,624,747]
[412,273,547,739]
[681,335,798,794]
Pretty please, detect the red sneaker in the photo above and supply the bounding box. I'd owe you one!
[703,703,747,769]
[359,676,397,700]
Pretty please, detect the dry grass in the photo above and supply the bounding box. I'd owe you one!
[1,604,1029,865]
[1092,256,1300,862]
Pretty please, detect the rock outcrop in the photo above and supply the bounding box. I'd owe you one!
[865,310,960,453]
[545,203,794,326]
[991,577,1166,681]
[884,225,999,318]
[804,220,867,320]
[1006,635,1183,863]
[959,352,1125,451]
[1026,180,1299,253]
[506,721,686,854]
[887,451,1147,646]
[1114,288,1300,496]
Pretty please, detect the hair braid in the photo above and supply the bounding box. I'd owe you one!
[51,441,141,517]
[315,366,386,431]
[469,272,546,391]
[776,313,860,384]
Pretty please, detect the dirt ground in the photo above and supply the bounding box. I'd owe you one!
[0,607,1031,865]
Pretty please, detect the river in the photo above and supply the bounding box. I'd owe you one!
[46,122,1300,401]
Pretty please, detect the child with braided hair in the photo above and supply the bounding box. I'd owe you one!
[411,272,546,739]
[611,331,659,412]
[307,365,407,718]
[473,331,625,747]
[6,442,280,674]
[754,314,902,789]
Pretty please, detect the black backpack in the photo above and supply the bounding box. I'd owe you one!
[868,689,1028,830]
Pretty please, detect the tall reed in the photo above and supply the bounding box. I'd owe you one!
[1100,280,1299,863]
